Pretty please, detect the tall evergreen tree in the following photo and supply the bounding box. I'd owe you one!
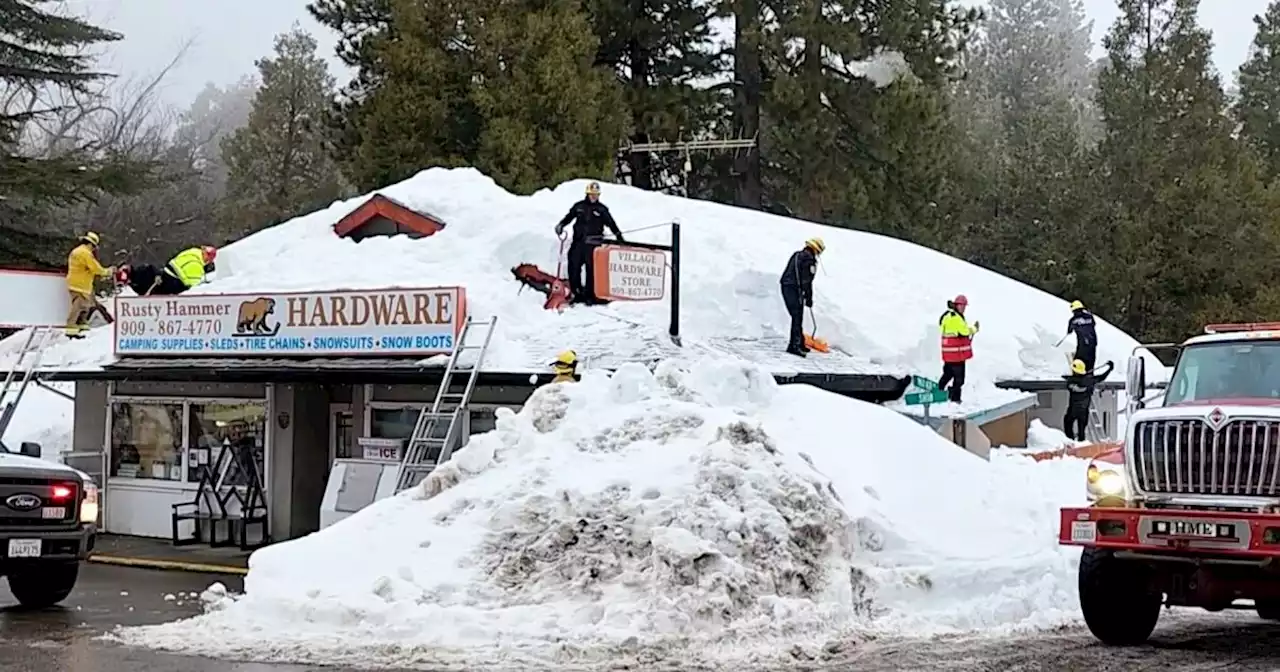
[1236,0,1280,178]
[1092,0,1276,340]
[0,0,152,211]
[220,26,346,237]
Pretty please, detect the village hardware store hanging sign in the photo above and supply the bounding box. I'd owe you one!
[112,287,467,357]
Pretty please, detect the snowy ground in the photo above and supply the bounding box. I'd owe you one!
[109,358,1092,671]
[0,168,1163,409]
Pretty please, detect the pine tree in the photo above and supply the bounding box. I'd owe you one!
[1236,0,1280,177]
[220,26,345,235]
[468,0,630,192]
[588,0,723,190]
[1092,0,1277,340]
[305,0,391,173]
[0,0,153,211]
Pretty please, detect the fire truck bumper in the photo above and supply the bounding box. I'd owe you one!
[1060,507,1280,559]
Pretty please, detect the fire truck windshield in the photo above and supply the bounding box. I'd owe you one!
[1165,341,1280,404]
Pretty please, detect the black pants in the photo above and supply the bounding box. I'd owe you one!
[1074,344,1096,371]
[938,361,966,402]
[781,285,804,349]
[1064,402,1090,441]
[567,241,595,303]
[129,265,189,296]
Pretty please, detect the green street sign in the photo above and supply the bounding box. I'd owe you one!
[911,375,939,391]
[905,389,948,405]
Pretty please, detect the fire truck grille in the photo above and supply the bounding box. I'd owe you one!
[1132,418,1280,496]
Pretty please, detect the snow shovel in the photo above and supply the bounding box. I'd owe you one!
[804,309,830,353]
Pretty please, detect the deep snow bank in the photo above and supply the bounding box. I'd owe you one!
[111,358,1090,670]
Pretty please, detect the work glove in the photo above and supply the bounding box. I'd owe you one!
[805,296,813,308]
[555,223,566,236]
[973,321,981,332]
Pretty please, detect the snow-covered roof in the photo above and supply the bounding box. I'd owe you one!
[0,167,1164,408]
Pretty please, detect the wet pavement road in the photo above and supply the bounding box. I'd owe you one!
[8,563,1280,670]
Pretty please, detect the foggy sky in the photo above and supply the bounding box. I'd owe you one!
[69,0,1270,108]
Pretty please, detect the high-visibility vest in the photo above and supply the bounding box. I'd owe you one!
[940,310,974,363]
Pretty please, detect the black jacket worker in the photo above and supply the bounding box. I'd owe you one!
[555,181,624,304]
[779,238,824,357]
[1067,300,1098,370]
[1063,359,1114,442]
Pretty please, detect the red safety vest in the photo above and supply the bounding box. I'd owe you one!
[939,310,973,363]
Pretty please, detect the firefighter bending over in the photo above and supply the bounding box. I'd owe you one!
[555,182,624,305]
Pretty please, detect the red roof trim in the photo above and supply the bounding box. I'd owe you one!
[332,194,447,238]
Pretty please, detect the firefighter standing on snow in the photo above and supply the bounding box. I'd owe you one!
[65,232,115,338]
[550,350,579,383]
[555,182,624,305]
[779,238,824,357]
[1066,300,1098,370]
[1063,358,1114,441]
[938,295,979,403]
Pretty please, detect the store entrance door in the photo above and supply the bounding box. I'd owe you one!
[328,404,355,473]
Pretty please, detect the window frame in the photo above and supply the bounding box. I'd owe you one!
[106,394,270,491]
[363,401,511,443]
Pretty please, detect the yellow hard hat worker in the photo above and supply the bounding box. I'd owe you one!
[80,231,100,246]
[550,349,578,383]
[585,182,601,196]
[805,237,825,255]
[1069,300,1085,311]
[1071,359,1087,375]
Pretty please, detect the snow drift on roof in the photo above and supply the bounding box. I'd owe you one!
[0,167,1162,399]
[108,358,1087,669]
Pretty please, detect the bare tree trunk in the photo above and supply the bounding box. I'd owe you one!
[733,0,762,209]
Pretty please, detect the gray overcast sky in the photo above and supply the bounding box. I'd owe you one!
[70,0,1271,108]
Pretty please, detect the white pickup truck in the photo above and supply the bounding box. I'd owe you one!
[0,439,98,608]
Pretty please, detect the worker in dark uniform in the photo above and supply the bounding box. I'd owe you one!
[1066,300,1098,370]
[779,238,824,357]
[555,182,624,304]
[1063,358,1115,441]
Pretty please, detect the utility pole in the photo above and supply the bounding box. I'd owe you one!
[616,135,758,196]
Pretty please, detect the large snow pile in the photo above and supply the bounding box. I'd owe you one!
[0,168,1162,399]
[110,359,1090,670]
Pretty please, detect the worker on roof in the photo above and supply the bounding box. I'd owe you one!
[163,246,217,292]
[65,232,115,339]
[1066,300,1098,370]
[780,238,824,357]
[555,182,625,305]
[1063,358,1115,442]
[550,350,579,383]
[939,294,980,403]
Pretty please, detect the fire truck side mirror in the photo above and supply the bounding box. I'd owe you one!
[1126,355,1146,412]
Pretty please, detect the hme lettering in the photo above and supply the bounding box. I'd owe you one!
[286,291,456,328]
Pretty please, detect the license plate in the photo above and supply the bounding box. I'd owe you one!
[1071,520,1097,543]
[1154,520,1222,538]
[7,539,41,558]
[40,507,64,520]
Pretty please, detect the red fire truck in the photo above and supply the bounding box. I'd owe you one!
[1060,322,1280,644]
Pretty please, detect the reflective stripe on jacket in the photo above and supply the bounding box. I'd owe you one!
[939,310,973,363]
[66,243,107,296]
[166,247,206,288]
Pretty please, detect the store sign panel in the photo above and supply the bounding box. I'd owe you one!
[113,287,466,357]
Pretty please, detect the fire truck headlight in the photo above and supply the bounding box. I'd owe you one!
[1087,464,1126,499]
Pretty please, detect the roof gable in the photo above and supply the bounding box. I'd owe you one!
[333,194,447,240]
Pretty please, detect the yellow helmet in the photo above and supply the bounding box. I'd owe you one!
[585,182,601,196]
[80,232,100,246]
[1069,300,1084,311]
[1071,359,1087,374]
[805,237,825,254]
[552,350,578,368]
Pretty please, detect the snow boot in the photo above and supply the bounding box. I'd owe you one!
[786,345,807,358]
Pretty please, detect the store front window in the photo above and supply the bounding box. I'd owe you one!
[188,402,268,488]
[369,407,419,440]
[109,402,185,480]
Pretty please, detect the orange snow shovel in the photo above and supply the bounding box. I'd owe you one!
[804,310,830,353]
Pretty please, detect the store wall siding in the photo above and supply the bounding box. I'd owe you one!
[113,381,267,398]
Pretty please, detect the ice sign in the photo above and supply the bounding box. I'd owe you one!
[591,245,667,302]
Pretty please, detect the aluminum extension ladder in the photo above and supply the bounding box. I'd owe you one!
[1085,395,1108,443]
[0,327,53,442]
[394,316,497,493]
